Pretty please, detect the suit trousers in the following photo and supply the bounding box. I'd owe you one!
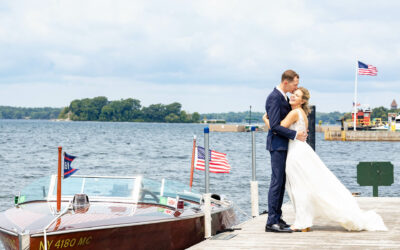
[267,150,287,226]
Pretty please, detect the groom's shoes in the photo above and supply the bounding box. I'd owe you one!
[279,219,291,229]
[265,224,293,233]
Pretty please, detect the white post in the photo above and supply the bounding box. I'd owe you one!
[203,193,212,238]
[251,181,259,217]
[250,126,259,217]
[353,59,359,131]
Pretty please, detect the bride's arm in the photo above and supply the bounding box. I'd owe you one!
[280,110,299,128]
[263,111,298,129]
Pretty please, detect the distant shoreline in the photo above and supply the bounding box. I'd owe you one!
[5,104,394,125]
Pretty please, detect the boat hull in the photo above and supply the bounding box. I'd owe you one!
[1,207,235,250]
[0,231,19,250]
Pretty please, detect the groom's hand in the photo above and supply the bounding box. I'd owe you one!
[296,131,308,141]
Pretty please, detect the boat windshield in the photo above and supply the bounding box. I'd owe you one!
[15,176,52,204]
[59,176,137,198]
[16,175,202,207]
[140,178,202,205]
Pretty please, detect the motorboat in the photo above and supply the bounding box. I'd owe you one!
[0,175,237,250]
[372,113,400,131]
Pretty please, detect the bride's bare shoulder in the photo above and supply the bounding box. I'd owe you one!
[286,109,299,120]
[288,109,300,117]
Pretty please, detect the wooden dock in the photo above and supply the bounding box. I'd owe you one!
[208,124,268,132]
[317,125,341,133]
[190,197,400,249]
[324,130,400,141]
[209,124,246,132]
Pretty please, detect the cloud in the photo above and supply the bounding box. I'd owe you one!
[0,0,399,113]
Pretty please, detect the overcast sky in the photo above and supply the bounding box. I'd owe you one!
[0,1,399,113]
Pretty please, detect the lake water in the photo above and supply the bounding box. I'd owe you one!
[0,120,399,233]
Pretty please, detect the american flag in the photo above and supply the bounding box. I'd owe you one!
[195,146,231,173]
[358,61,377,76]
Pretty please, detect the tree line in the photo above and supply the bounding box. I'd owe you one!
[317,106,399,124]
[202,106,399,124]
[202,111,342,124]
[1,103,397,124]
[0,106,61,119]
[201,111,264,123]
[58,97,201,123]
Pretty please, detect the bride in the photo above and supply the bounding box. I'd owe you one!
[263,87,387,232]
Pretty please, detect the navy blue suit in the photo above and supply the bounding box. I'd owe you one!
[265,88,296,226]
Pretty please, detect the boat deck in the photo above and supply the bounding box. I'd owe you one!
[190,197,400,249]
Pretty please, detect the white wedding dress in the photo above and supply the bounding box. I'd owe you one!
[285,109,387,231]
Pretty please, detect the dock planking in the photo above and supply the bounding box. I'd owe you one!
[190,197,400,249]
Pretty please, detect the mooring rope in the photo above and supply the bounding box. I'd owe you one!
[210,197,252,220]
[232,201,252,220]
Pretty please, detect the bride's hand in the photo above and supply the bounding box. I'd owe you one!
[296,130,308,142]
[263,113,270,129]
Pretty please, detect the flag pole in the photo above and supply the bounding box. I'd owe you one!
[57,146,62,213]
[203,127,211,238]
[189,135,196,189]
[353,59,358,131]
[204,127,210,193]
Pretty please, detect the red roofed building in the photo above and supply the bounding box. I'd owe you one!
[391,99,397,110]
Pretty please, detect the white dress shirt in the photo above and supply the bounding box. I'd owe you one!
[276,86,298,140]
[276,86,288,100]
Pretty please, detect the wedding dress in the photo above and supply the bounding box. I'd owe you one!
[285,109,387,231]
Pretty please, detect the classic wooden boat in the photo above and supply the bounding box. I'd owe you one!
[0,175,237,250]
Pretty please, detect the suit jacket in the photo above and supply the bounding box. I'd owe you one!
[265,88,297,151]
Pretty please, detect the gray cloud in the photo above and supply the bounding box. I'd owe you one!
[0,0,399,113]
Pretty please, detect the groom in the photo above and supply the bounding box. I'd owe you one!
[265,69,307,233]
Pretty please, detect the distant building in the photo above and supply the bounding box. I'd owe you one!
[391,99,397,110]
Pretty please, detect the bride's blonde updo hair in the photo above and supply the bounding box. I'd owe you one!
[298,87,310,115]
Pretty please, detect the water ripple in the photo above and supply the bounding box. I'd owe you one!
[0,119,400,227]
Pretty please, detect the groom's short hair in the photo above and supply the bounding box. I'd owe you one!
[281,70,299,82]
